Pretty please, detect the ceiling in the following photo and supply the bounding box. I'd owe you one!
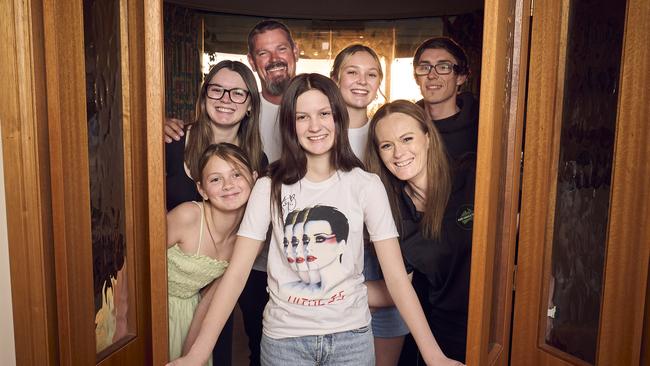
[165,0,483,20]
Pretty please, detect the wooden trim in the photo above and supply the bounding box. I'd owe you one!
[144,0,169,364]
[1,0,59,364]
[42,0,97,363]
[466,0,529,364]
[465,0,506,359]
[118,0,139,340]
[510,0,573,364]
[596,0,650,364]
[485,0,531,364]
[642,260,650,365]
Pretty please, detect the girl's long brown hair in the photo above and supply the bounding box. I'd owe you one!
[269,74,363,221]
[365,100,451,239]
[185,60,263,182]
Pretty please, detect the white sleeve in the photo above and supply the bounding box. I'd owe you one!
[237,177,272,241]
[362,174,399,242]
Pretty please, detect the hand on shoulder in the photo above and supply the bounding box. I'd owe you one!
[164,117,186,143]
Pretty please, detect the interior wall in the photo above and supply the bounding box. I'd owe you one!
[0,127,17,366]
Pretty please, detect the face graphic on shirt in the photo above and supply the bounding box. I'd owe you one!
[291,215,311,283]
[302,220,343,269]
[283,210,299,267]
[281,205,349,292]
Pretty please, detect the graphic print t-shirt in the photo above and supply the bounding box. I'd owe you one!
[238,168,398,338]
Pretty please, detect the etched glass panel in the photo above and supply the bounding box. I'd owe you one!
[82,0,131,355]
[544,0,626,363]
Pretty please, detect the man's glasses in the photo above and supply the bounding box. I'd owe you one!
[206,84,250,104]
[414,62,457,76]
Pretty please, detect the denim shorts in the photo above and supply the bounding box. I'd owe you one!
[364,247,410,338]
[260,326,375,366]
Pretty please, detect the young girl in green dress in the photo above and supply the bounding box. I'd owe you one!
[167,143,257,365]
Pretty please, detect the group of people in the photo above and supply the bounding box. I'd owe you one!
[164,19,478,366]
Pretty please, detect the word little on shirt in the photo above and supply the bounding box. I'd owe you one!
[287,290,345,307]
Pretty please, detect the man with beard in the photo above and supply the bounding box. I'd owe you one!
[245,20,299,163]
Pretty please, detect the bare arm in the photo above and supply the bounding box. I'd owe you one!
[167,202,199,249]
[366,272,413,308]
[374,238,464,366]
[166,236,263,366]
[164,117,185,143]
[182,277,221,355]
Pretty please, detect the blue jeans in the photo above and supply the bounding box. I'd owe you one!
[260,326,375,366]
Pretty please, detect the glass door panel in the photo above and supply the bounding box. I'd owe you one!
[542,0,627,363]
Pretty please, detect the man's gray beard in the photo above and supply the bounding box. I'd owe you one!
[266,77,291,96]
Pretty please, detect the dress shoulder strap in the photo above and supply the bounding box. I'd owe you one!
[192,201,204,255]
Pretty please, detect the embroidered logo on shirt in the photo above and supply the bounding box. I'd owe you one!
[456,205,474,230]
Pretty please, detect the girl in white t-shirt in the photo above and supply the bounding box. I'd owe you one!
[167,74,462,366]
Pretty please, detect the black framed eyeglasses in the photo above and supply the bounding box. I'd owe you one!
[414,62,457,76]
[206,84,250,104]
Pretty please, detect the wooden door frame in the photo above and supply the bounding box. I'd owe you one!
[0,0,58,364]
[510,0,650,364]
[466,0,530,364]
[1,0,167,364]
[143,0,168,364]
[597,0,650,363]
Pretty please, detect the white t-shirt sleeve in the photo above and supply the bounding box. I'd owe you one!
[362,173,399,242]
[238,177,272,241]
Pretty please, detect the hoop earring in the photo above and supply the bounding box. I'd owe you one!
[246,109,251,117]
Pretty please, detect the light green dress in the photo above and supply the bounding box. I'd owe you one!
[168,201,229,365]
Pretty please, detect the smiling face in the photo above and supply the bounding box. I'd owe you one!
[302,219,343,269]
[205,68,251,129]
[415,48,467,118]
[375,112,430,185]
[197,156,254,212]
[336,51,382,110]
[247,28,298,97]
[295,89,336,159]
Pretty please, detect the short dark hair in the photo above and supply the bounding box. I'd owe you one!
[413,37,470,76]
[305,206,350,243]
[247,20,296,56]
